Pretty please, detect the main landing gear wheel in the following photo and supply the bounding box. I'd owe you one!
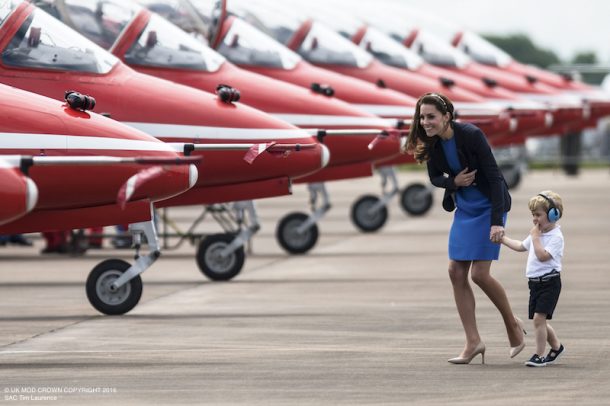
[196,233,245,281]
[351,194,388,232]
[400,183,433,216]
[86,259,142,315]
[276,212,318,254]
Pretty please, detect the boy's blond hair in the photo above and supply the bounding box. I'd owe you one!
[528,190,564,219]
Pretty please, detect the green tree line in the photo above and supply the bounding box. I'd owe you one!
[483,34,598,68]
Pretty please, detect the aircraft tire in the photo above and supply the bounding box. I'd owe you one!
[276,212,318,254]
[86,259,142,315]
[196,234,245,281]
[400,183,433,216]
[351,194,387,232]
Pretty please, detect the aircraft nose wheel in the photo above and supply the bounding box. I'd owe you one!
[276,212,319,254]
[86,259,142,315]
[351,194,388,232]
[400,183,433,216]
[196,234,245,281]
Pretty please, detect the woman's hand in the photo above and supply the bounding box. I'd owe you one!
[490,225,505,243]
[454,167,477,187]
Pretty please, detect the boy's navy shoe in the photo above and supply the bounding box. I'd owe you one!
[525,354,547,367]
[545,344,564,364]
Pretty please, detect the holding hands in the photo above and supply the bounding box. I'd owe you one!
[455,167,477,187]
[490,225,505,244]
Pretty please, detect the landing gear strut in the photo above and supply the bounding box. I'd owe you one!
[350,167,396,232]
[276,183,326,254]
[195,201,256,281]
[351,166,433,232]
[156,201,259,281]
[86,217,158,315]
[86,259,142,315]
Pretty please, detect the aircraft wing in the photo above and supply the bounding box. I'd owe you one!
[6,154,201,210]
[169,142,320,163]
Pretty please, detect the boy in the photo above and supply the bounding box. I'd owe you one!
[501,191,565,367]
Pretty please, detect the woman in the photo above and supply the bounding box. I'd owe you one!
[407,92,525,364]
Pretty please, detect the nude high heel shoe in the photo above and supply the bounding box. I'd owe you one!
[509,316,527,358]
[448,342,486,365]
[509,341,526,358]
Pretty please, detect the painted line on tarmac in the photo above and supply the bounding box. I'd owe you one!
[0,346,419,355]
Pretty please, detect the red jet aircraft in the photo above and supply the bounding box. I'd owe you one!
[36,0,412,257]
[161,0,556,213]
[1,1,328,280]
[135,0,452,246]
[452,30,610,128]
[352,9,587,137]
[280,3,555,146]
[229,0,517,141]
[0,83,201,315]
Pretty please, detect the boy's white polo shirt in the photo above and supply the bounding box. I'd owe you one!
[522,225,564,279]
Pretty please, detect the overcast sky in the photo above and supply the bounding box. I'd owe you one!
[392,0,610,63]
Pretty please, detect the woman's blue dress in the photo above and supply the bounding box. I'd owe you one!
[441,136,506,260]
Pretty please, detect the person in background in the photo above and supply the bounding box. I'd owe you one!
[88,226,104,249]
[41,230,69,254]
[0,234,33,247]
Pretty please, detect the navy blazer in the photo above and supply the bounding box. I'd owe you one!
[426,122,511,226]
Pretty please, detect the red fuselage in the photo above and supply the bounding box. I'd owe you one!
[0,84,195,233]
[0,2,327,206]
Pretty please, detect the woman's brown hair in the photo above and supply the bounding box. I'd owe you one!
[406,93,454,163]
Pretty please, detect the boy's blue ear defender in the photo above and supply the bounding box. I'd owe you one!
[538,194,561,222]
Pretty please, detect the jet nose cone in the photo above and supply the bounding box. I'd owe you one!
[25,177,39,213]
[117,163,198,207]
[400,135,408,151]
[544,112,554,128]
[188,164,199,188]
[508,117,518,133]
[0,166,38,226]
[320,144,331,169]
